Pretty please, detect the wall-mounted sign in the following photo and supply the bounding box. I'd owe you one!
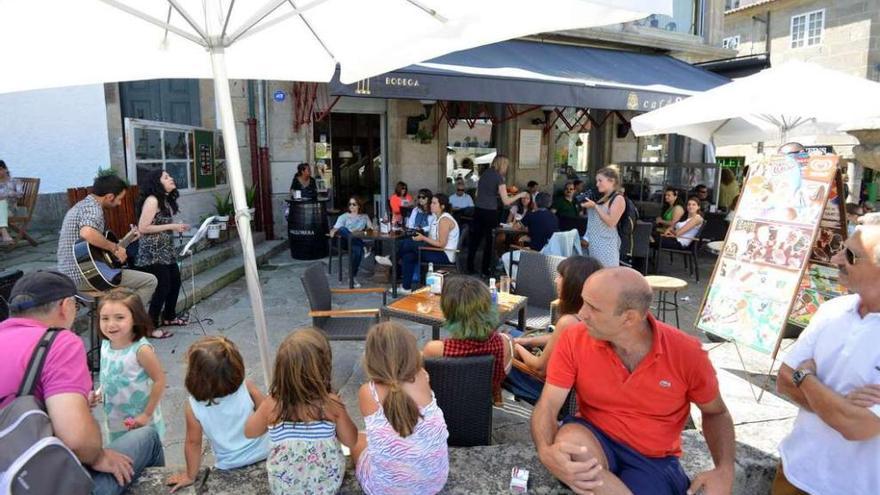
[273,90,286,102]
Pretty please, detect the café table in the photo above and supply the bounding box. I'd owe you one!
[349,229,406,297]
[492,223,526,273]
[381,287,528,340]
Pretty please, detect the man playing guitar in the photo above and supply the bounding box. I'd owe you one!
[57,174,157,307]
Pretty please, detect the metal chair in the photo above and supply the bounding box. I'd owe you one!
[424,355,494,447]
[653,222,706,282]
[506,250,564,331]
[300,263,386,341]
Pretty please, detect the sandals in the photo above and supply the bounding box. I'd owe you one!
[162,317,189,327]
[150,329,174,339]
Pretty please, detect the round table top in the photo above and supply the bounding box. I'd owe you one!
[645,275,688,291]
[705,241,724,255]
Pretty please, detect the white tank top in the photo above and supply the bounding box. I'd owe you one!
[430,212,459,262]
[674,218,701,247]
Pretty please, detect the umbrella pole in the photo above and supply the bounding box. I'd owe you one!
[210,48,274,385]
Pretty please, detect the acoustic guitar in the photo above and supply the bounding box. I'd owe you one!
[73,228,138,292]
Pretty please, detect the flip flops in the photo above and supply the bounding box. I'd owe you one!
[162,317,189,327]
[150,329,174,339]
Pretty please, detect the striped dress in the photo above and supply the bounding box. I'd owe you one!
[356,381,449,495]
[266,420,346,495]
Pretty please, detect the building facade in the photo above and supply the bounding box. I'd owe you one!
[719,0,880,202]
[0,0,732,236]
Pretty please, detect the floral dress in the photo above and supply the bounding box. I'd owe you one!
[99,337,165,442]
[135,207,175,267]
[266,420,345,494]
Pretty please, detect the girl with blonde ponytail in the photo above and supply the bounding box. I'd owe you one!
[353,322,449,494]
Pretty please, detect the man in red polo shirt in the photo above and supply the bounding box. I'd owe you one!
[531,267,735,495]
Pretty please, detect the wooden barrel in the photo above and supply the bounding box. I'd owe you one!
[287,199,329,260]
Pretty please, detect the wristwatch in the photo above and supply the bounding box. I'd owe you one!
[792,368,815,388]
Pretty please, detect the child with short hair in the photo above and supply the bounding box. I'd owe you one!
[166,336,269,492]
[97,288,167,441]
[353,322,449,495]
[245,328,358,495]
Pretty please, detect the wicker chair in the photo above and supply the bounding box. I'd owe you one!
[7,177,40,247]
[653,222,707,282]
[300,263,386,341]
[506,250,564,331]
[621,220,653,275]
[424,355,494,447]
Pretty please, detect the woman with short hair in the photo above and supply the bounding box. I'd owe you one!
[423,275,513,406]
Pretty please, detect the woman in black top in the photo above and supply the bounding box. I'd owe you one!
[289,162,318,199]
[466,155,528,276]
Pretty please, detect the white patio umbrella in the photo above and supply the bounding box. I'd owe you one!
[631,61,880,147]
[0,0,670,382]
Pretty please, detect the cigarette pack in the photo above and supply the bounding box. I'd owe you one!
[509,467,529,493]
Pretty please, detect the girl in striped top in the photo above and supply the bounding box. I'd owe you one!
[245,328,358,494]
[352,322,449,495]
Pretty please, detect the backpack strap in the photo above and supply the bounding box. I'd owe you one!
[17,328,63,398]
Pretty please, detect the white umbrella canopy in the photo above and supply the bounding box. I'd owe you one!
[0,0,671,382]
[631,61,880,147]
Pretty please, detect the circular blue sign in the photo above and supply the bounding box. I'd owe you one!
[273,90,286,102]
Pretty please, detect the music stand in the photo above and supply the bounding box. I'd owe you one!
[179,216,218,330]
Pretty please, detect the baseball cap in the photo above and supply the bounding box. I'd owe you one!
[9,271,78,311]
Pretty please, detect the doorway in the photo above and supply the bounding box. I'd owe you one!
[313,113,382,215]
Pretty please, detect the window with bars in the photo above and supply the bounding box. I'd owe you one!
[791,9,824,48]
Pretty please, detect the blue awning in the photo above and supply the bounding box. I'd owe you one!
[329,40,729,111]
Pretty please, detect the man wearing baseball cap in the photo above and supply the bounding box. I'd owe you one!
[0,271,164,494]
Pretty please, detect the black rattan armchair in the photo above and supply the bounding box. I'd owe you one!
[300,263,386,341]
[424,355,494,447]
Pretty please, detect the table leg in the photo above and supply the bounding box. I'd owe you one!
[433,325,440,340]
[338,237,343,282]
[518,306,525,333]
[348,236,354,289]
[391,239,398,298]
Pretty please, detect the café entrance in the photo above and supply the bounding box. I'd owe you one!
[313,112,383,215]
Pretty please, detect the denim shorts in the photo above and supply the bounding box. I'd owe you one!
[562,416,690,495]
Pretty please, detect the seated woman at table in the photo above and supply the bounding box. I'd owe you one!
[329,195,373,288]
[376,193,459,294]
[405,188,433,231]
[423,275,514,406]
[504,256,601,404]
[506,191,534,224]
[389,181,412,224]
[660,196,704,249]
[289,162,318,199]
[655,187,685,230]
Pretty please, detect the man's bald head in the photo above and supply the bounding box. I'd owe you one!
[590,267,653,316]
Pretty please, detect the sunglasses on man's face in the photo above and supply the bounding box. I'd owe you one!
[845,247,859,265]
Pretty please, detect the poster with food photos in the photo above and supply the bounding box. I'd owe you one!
[697,154,842,356]
[789,264,847,327]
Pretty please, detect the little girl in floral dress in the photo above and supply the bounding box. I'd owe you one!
[245,328,357,494]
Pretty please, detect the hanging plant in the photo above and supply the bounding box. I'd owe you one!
[412,127,434,144]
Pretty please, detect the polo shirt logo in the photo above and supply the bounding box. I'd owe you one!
[659,380,672,388]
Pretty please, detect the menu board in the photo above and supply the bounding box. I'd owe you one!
[697,154,841,355]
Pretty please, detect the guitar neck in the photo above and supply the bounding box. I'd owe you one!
[116,230,137,249]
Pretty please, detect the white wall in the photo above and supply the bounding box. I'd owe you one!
[0,85,110,193]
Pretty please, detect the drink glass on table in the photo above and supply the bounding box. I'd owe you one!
[499,275,511,294]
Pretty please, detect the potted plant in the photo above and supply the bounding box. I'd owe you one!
[213,192,234,241]
[412,126,434,144]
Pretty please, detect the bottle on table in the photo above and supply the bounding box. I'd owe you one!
[488,277,498,305]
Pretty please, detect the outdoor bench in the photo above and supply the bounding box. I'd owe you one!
[129,430,777,494]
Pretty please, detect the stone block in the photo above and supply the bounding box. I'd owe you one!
[130,434,777,495]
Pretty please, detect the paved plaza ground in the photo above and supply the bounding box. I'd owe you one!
[2,237,799,469]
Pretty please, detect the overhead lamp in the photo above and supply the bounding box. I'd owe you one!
[419,99,436,119]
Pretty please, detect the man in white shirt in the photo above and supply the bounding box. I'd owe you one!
[774,223,880,495]
[449,178,474,211]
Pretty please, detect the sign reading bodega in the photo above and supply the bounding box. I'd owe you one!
[385,77,420,87]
